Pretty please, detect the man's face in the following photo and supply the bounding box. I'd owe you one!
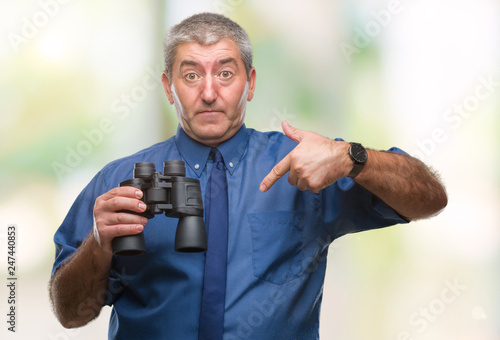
[162,39,256,146]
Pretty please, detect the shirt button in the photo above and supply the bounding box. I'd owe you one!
[229,162,234,168]
[194,164,200,170]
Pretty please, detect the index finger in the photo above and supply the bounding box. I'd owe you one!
[100,186,143,201]
[259,154,291,192]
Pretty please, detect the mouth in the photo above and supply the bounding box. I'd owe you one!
[197,110,223,115]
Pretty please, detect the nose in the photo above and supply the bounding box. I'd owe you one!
[200,77,218,105]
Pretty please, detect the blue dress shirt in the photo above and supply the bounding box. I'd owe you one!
[52,124,407,339]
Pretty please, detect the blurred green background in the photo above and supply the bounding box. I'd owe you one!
[1,0,499,339]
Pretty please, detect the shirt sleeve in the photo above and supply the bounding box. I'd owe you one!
[51,170,111,278]
[321,146,409,240]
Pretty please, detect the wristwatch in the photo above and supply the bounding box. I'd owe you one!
[347,142,367,178]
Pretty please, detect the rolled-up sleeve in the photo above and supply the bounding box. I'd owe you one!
[321,146,409,240]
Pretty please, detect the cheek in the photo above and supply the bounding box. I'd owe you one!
[175,89,198,112]
[221,83,248,108]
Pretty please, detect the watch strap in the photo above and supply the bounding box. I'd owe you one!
[347,162,364,178]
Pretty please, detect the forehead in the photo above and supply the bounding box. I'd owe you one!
[174,39,242,67]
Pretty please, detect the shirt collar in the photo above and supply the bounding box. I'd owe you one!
[175,124,249,177]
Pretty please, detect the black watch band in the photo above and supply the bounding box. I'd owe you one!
[347,142,367,178]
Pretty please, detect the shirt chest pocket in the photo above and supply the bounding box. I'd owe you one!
[247,211,305,285]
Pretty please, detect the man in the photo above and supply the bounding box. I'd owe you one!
[49,12,447,339]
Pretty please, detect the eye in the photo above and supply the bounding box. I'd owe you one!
[185,73,199,81]
[220,71,233,79]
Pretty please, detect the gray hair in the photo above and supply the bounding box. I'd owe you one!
[163,12,253,84]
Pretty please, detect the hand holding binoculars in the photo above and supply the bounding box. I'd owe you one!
[111,161,207,256]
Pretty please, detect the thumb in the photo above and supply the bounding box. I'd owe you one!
[282,120,305,143]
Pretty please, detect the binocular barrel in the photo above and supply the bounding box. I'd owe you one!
[111,161,207,256]
[163,160,185,177]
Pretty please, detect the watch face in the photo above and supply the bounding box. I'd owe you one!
[350,144,367,163]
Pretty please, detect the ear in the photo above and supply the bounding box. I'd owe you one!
[162,71,174,104]
[246,67,256,102]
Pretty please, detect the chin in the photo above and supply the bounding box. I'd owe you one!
[188,124,224,141]
[200,129,227,141]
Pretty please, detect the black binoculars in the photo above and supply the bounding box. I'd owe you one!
[111,160,207,256]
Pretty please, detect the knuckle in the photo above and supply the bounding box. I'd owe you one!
[294,161,306,174]
[94,196,104,209]
[112,224,139,237]
[308,177,318,188]
[111,224,127,237]
[115,213,124,224]
[111,197,126,211]
[94,216,105,227]
[297,182,307,191]
[309,184,320,193]
[293,167,303,178]
[309,177,325,193]
[93,206,102,217]
[108,197,118,211]
[118,225,132,237]
[272,166,282,177]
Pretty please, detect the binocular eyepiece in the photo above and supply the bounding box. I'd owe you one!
[111,161,207,256]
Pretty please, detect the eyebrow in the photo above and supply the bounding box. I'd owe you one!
[179,60,198,68]
[178,57,239,69]
[217,57,238,68]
